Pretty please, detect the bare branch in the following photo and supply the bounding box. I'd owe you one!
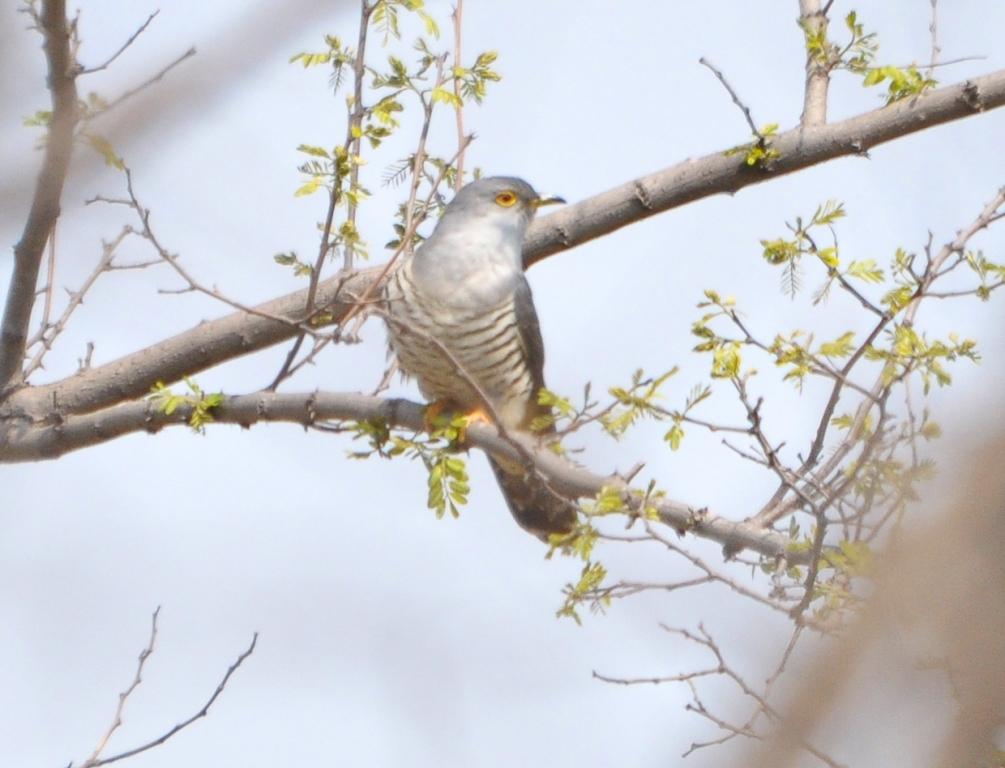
[0,0,78,390]
[89,47,196,119]
[84,607,161,766]
[595,623,844,766]
[22,225,137,379]
[699,57,759,135]
[86,632,258,767]
[927,0,940,79]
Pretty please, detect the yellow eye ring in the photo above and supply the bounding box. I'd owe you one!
[495,191,518,207]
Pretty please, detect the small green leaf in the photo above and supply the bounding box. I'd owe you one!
[84,133,125,170]
[297,144,331,158]
[431,87,463,107]
[818,331,856,358]
[664,423,684,451]
[846,259,885,283]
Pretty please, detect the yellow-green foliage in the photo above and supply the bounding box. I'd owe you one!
[148,377,224,433]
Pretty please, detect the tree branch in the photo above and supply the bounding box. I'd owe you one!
[798,0,830,127]
[84,607,161,766]
[5,70,1005,419]
[0,389,800,561]
[523,69,1005,265]
[86,631,258,767]
[0,0,78,391]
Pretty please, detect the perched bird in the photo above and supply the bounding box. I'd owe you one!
[383,176,577,538]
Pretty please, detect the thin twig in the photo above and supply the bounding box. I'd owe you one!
[79,10,159,74]
[86,632,258,768]
[115,169,324,340]
[84,607,161,766]
[927,0,940,79]
[755,187,1005,528]
[23,225,137,379]
[699,57,759,136]
[451,0,467,191]
[92,47,196,118]
[269,0,372,390]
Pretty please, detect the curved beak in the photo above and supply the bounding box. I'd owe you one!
[532,194,566,208]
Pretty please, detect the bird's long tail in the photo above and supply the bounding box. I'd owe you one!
[488,455,578,540]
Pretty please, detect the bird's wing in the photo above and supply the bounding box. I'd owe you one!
[495,275,576,535]
[512,274,550,429]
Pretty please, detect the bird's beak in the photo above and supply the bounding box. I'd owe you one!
[532,194,566,208]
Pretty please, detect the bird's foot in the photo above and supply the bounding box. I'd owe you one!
[423,400,452,433]
[424,402,492,447]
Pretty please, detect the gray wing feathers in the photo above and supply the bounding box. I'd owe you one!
[491,274,576,538]
[512,275,547,425]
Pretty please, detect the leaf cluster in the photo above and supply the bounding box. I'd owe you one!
[802,10,936,104]
[148,377,224,433]
[724,123,780,168]
[346,416,471,520]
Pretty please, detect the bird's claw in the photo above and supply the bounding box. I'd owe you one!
[423,402,492,447]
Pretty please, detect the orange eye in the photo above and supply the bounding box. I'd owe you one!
[495,191,518,207]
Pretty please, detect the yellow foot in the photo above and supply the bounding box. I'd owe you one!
[424,402,493,445]
[423,400,452,432]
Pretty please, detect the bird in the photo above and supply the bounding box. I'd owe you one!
[383,176,577,539]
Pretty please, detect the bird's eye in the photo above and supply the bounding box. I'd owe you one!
[495,191,518,207]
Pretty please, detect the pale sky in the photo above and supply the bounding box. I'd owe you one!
[3,2,1004,767]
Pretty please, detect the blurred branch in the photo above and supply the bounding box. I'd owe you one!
[0,0,345,210]
[78,10,159,75]
[90,47,196,118]
[0,0,78,391]
[451,0,467,191]
[747,436,1005,768]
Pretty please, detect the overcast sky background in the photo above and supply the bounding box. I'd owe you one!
[3,2,1004,766]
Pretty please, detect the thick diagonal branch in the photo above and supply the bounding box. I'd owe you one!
[6,70,1005,419]
[0,0,78,390]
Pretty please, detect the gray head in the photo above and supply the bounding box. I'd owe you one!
[434,176,565,240]
[409,177,564,297]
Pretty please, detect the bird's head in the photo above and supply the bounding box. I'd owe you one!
[437,176,565,239]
